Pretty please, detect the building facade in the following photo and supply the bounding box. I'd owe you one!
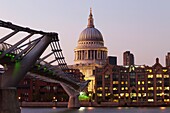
[73,9,108,93]
[123,51,134,66]
[17,69,84,102]
[95,58,170,106]
[166,52,170,67]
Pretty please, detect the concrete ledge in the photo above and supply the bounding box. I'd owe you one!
[21,102,68,107]
[20,102,170,108]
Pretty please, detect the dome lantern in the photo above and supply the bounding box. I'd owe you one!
[87,8,94,28]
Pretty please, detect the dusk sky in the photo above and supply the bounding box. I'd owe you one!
[1,0,170,66]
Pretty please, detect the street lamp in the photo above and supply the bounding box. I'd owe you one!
[18,96,22,106]
[118,95,121,105]
[162,92,164,102]
[53,96,56,100]
[53,96,57,107]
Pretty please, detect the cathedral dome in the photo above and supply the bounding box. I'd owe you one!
[78,27,103,42]
[78,8,103,42]
[74,8,108,65]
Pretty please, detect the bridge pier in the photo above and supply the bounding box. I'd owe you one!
[68,94,80,109]
[0,88,20,113]
[60,83,80,109]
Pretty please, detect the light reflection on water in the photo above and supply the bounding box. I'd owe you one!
[160,107,166,110]
[21,107,170,113]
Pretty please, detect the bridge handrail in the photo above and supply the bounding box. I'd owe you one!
[0,20,57,36]
[0,43,22,54]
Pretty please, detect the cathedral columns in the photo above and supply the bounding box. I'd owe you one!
[79,51,81,60]
[90,50,92,60]
[75,51,77,60]
[78,51,80,60]
[81,50,83,60]
[77,51,79,60]
[75,49,107,61]
[93,50,96,60]
[101,51,103,59]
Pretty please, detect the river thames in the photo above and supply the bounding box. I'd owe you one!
[22,107,170,113]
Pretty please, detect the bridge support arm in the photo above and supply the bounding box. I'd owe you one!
[1,35,52,87]
[0,88,21,113]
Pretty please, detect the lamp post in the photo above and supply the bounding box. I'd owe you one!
[118,95,121,106]
[53,96,57,107]
[18,96,22,107]
[162,92,164,103]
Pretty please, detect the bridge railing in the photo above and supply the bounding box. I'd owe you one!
[0,43,22,54]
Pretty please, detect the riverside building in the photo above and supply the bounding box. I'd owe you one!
[95,58,170,106]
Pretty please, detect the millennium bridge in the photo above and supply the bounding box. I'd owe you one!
[0,20,90,113]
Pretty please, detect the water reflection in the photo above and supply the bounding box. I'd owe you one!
[79,107,85,111]
[50,108,79,113]
[52,107,56,110]
[117,107,122,110]
[87,107,94,110]
[22,107,170,113]
[160,107,166,110]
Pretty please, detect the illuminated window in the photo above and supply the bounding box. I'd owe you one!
[113,87,117,90]
[105,87,108,90]
[138,81,140,85]
[143,93,146,97]
[97,93,102,97]
[132,93,137,97]
[148,87,153,90]
[105,93,111,96]
[121,81,124,84]
[141,66,145,68]
[156,93,162,96]
[163,69,167,72]
[142,81,145,84]
[97,87,102,90]
[121,87,124,90]
[156,74,162,78]
[113,81,119,84]
[148,99,154,102]
[157,80,162,84]
[164,99,170,102]
[105,75,109,78]
[164,75,169,78]
[138,93,141,97]
[113,99,118,102]
[125,93,129,97]
[114,94,119,96]
[125,81,128,84]
[148,81,151,84]
[138,87,141,90]
[165,87,169,90]
[165,93,170,96]
[120,93,124,97]
[125,87,128,90]
[142,87,145,90]
[148,75,153,78]
[147,69,152,73]
[156,87,162,90]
